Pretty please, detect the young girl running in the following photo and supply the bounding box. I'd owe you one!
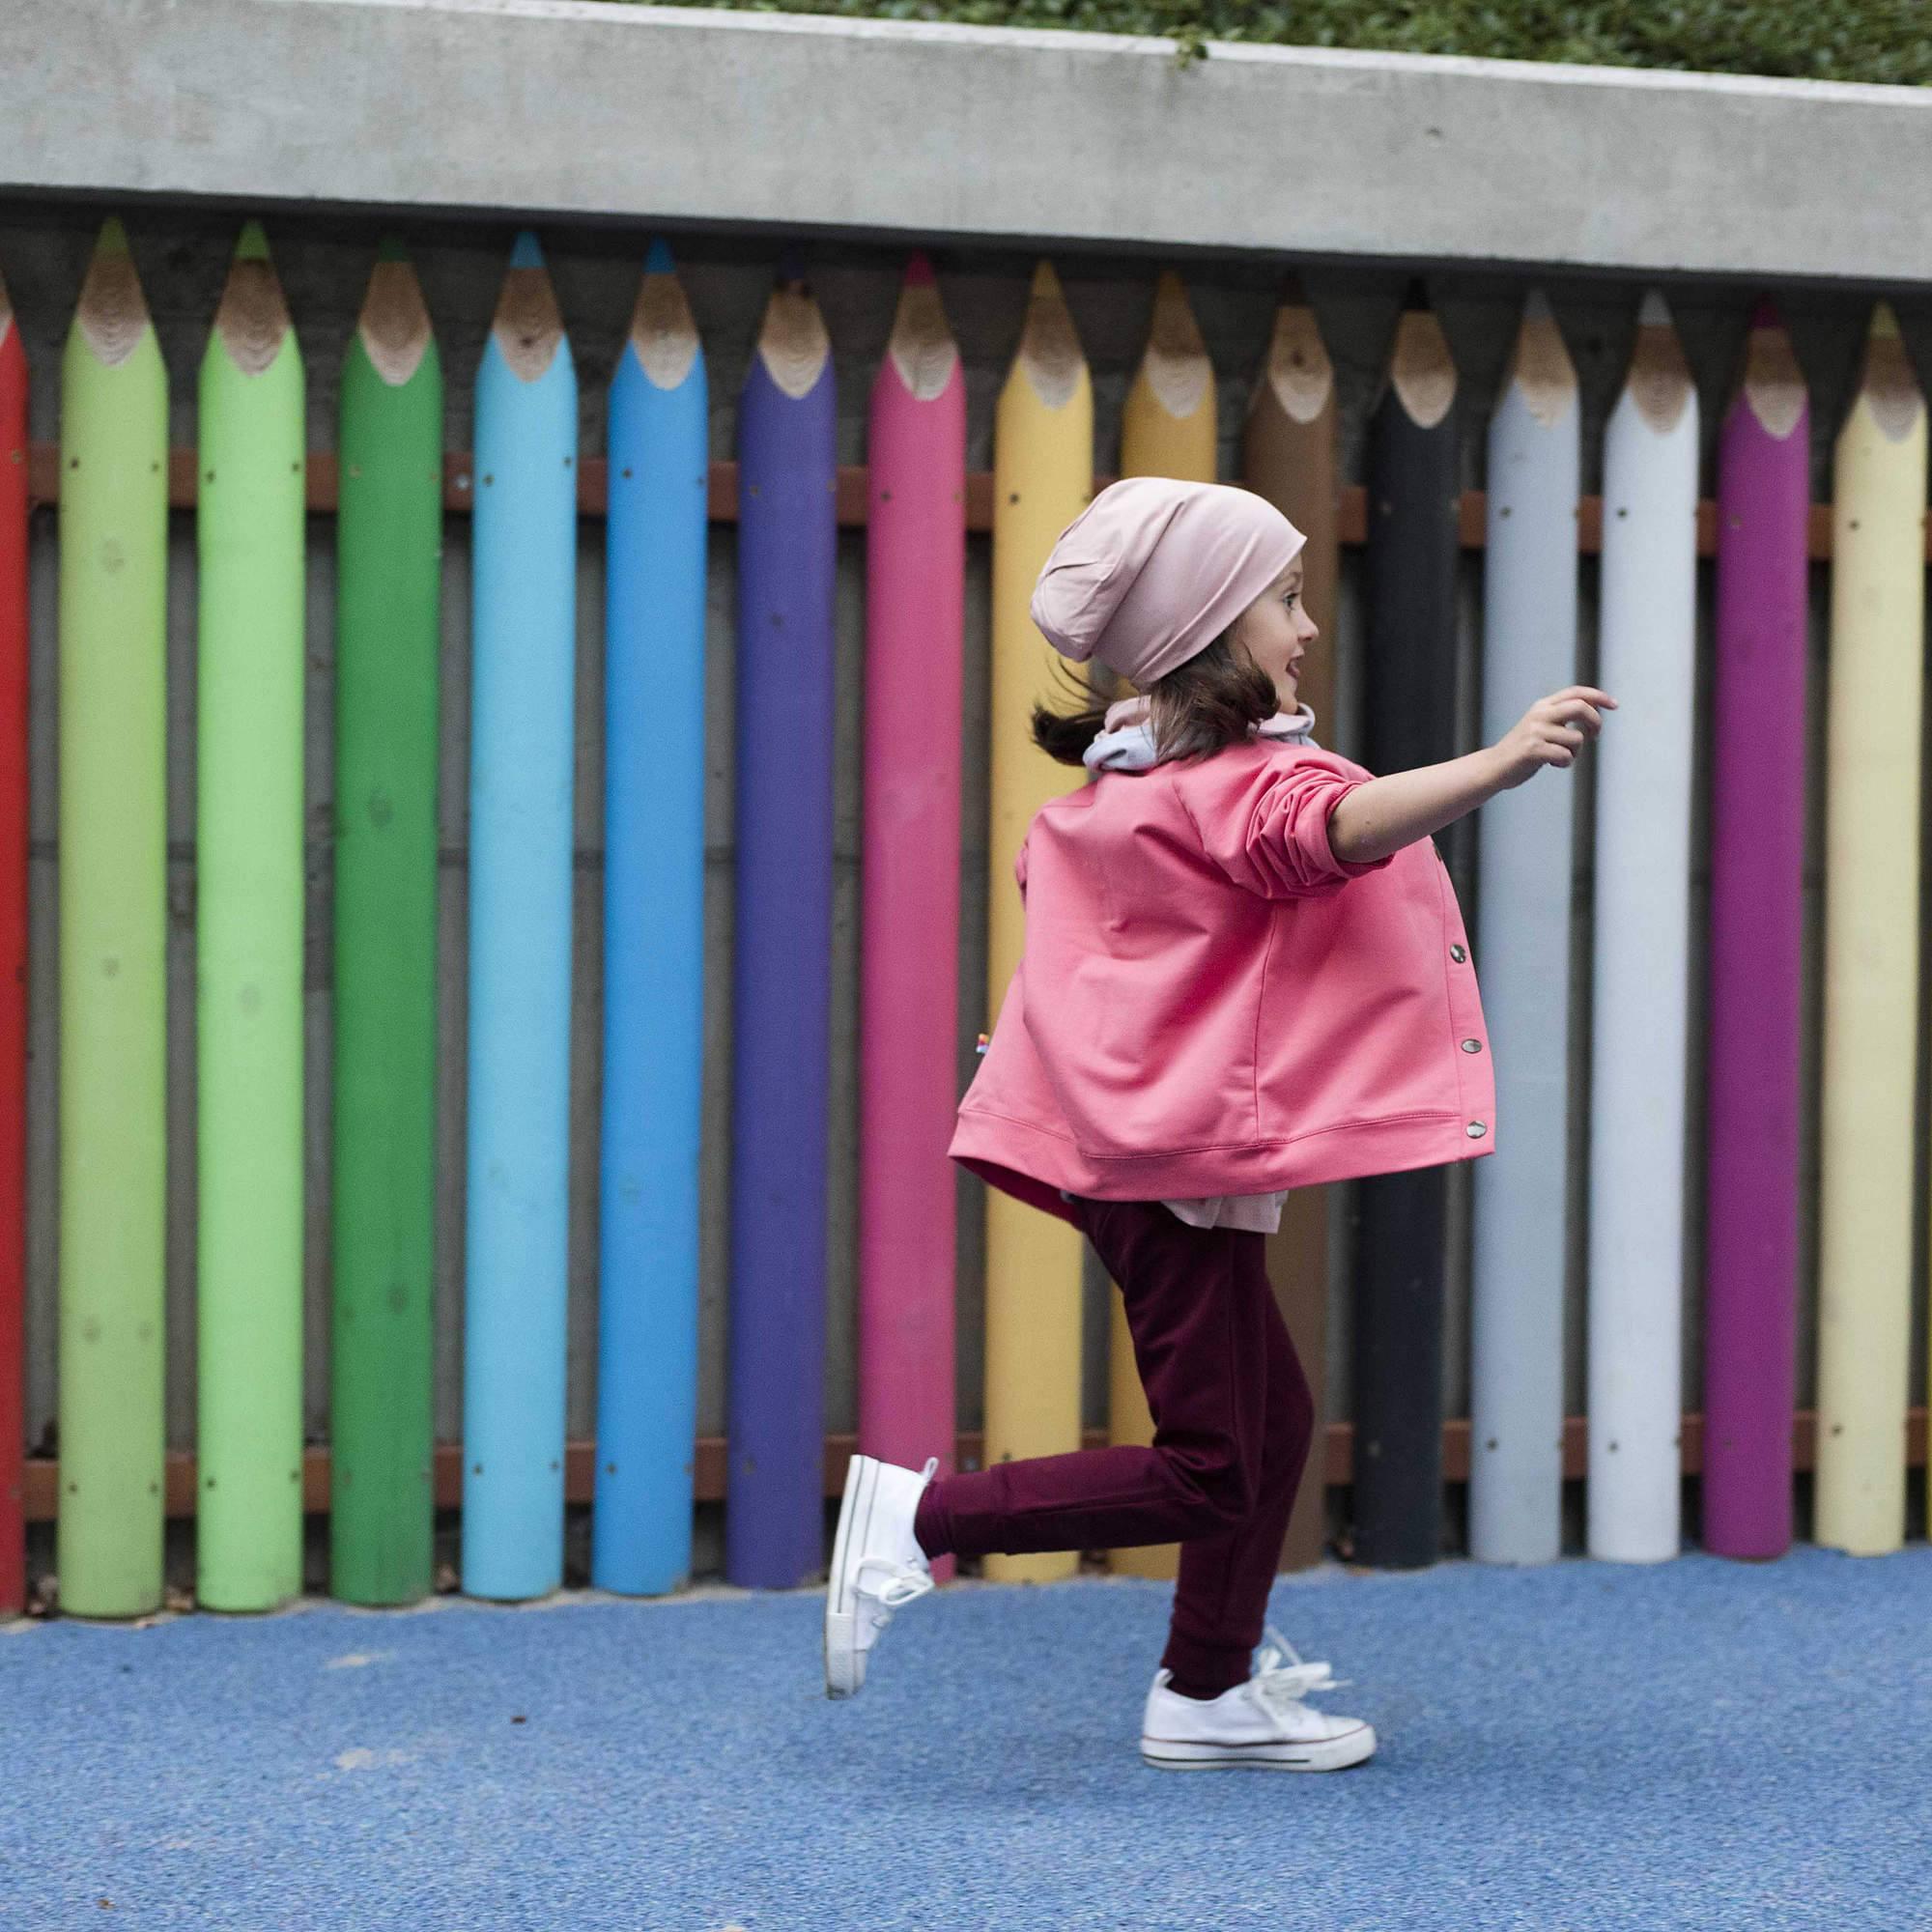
[826,475,1612,1771]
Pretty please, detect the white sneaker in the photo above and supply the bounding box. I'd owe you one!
[824,1453,939,1699]
[1140,1624,1377,1772]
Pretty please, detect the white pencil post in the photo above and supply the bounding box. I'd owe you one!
[1587,291,1699,1563]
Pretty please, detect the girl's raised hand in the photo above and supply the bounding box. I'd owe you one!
[1489,687,1616,791]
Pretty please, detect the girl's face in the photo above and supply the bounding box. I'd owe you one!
[1229,554,1317,713]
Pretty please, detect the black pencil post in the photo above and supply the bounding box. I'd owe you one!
[1351,283,1461,1569]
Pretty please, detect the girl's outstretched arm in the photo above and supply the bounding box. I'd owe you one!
[1327,685,1614,865]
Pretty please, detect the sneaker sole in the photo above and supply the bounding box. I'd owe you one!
[1140,1723,1377,1773]
[824,1453,879,1699]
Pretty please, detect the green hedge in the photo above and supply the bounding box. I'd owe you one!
[612,1,1932,87]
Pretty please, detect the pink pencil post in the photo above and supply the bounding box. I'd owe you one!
[858,254,968,1583]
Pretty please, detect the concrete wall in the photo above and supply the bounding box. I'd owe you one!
[11,0,1932,286]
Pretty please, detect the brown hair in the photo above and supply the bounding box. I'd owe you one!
[1029,630,1281,769]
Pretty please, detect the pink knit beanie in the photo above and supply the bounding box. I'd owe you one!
[1029,476,1304,688]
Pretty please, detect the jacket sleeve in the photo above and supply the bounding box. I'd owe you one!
[1176,754,1395,900]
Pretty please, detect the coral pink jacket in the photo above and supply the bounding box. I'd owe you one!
[948,737,1496,1227]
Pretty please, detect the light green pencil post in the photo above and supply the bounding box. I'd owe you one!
[196,221,306,1610]
[56,217,168,1617]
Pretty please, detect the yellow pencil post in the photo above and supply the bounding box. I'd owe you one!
[1105,270,1215,1582]
[1814,302,1925,1554]
[980,262,1094,1583]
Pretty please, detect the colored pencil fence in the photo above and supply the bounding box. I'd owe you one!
[7,219,1932,1619]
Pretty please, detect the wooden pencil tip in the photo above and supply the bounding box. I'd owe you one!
[645,236,675,275]
[376,234,410,264]
[904,250,935,287]
[1030,258,1065,299]
[1869,299,1900,339]
[1637,289,1672,328]
[1520,289,1553,325]
[233,219,271,263]
[509,230,545,270]
[94,214,132,257]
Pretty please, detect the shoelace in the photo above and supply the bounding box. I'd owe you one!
[853,1558,934,1612]
[1248,1623,1350,1717]
[852,1457,941,1618]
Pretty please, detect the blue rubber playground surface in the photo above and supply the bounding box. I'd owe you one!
[6,1542,1929,1931]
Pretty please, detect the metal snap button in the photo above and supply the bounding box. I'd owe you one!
[1461,1037,1483,1053]
[1465,1121,1487,1138]
[1450,944,1466,962]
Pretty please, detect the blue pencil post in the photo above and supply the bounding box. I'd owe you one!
[724,260,838,1587]
[461,230,579,1600]
[592,239,710,1594]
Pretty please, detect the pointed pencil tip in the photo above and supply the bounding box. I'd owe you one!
[904,250,935,287]
[1637,289,1672,328]
[234,219,271,263]
[645,236,675,274]
[509,230,544,269]
[376,234,410,264]
[1870,299,1901,339]
[1750,296,1783,330]
[1401,276,1430,313]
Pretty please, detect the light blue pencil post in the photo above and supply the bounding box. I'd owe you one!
[592,240,709,1595]
[1469,293,1580,1565]
[461,231,578,1600]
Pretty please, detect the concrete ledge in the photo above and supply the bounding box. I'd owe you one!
[8,0,1932,281]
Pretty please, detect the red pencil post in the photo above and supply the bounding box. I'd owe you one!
[0,272,28,1616]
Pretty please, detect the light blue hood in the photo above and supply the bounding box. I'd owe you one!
[1083,693,1320,773]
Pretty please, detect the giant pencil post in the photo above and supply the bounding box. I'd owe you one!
[331,239,442,1605]
[725,260,838,1587]
[857,254,967,1585]
[1468,294,1579,1567]
[981,263,1093,1584]
[1106,269,1213,1584]
[55,220,168,1618]
[593,239,710,1596]
[461,231,577,1601]
[1351,283,1459,1570]
[195,222,306,1611]
[1702,300,1809,1562]
[1243,276,1341,1576]
[0,261,28,1615]
[1815,305,1925,1556]
[1588,294,1698,1564]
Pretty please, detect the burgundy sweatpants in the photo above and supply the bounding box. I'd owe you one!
[913,1192,1317,1698]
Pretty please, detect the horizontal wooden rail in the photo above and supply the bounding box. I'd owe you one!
[19,1407,1925,1522]
[20,445,1904,562]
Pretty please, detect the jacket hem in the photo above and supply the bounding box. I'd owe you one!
[949,1101,1492,1224]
